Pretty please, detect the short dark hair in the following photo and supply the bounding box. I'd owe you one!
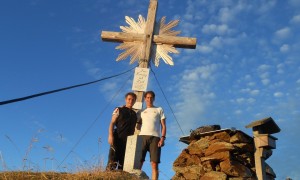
[125,92,137,100]
[144,91,155,99]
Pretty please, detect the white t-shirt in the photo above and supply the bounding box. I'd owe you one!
[139,106,166,137]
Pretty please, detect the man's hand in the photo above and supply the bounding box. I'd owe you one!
[108,134,114,146]
[158,138,165,147]
[108,112,118,146]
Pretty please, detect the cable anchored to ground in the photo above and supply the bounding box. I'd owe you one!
[56,73,133,170]
[150,65,185,136]
[0,66,136,106]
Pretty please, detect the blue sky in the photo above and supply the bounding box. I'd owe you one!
[0,0,299,179]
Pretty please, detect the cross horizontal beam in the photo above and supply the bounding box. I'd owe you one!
[153,35,196,49]
[101,31,197,49]
[101,31,145,43]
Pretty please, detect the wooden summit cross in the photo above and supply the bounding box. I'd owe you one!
[100,0,197,172]
[101,0,197,109]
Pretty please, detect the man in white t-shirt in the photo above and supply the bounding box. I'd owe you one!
[138,91,166,180]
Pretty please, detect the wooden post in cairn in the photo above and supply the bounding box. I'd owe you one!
[246,117,281,180]
[101,0,197,172]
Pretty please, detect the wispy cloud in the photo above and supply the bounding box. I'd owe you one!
[197,44,213,54]
[233,97,256,104]
[202,24,232,35]
[169,63,218,135]
[257,0,276,13]
[274,92,284,97]
[83,60,103,79]
[258,64,271,71]
[274,27,291,40]
[290,14,300,24]
[280,44,290,53]
[257,65,271,86]
[289,0,300,6]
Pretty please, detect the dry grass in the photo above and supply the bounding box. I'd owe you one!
[1,130,142,179]
[0,170,140,180]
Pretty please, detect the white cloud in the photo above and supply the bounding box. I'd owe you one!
[101,82,117,92]
[218,7,234,23]
[247,82,256,87]
[260,72,270,85]
[236,98,245,103]
[270,81,286,89]
[260,72,269,79]
[202,24,231,35]
[297,79,300,83]
[247,98,256,103]
[244,74,251,80]
[179,21,198,36]
[182,64,218,81]
[257,66,271,85]
[184,14,193,20]
[198,44,213,54]
[257,0,276,13]
[235,97,255,104]
[234,110,242,115]
[240,88,260,96]
[241,88,251,93]
[274,92,284,97]
[83,60,103,79]
[182,71,199,81]
[277,63,285,74]
[210,36,222,48]
[217,24,231,34]
[170,63,218,134]
[262,79,270,85]
[290,14,300,24]
[250,89,260,96]
[275,27,291,40]
[280,44,290,53]
[258,64,271,71]
[289,0,300,6]
[202,24,217,34]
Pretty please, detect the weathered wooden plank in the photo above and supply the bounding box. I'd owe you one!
[101,31,145,43]
[153,35,197,49]
[141,0,158,67]
[133,0,158,108]
[101,31,197,49]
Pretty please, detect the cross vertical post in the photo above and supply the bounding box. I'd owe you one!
[134,0,158,107]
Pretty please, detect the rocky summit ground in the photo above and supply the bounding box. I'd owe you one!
[0,170,140,180]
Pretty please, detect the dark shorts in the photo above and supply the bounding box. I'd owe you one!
[140,135,161,163]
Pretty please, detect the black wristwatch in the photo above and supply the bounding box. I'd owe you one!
[161,136,166,140]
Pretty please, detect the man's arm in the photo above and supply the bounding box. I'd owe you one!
[134,110,142,135]
[158,118,166,147]
[108,113,118,145]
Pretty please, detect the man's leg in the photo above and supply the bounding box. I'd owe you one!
[151,162,159,180]
[149,137,161,180]
[117,138,127,170]
[140,135,148,169]
[106,145,117,170]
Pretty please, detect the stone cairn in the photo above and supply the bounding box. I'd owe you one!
[172,125,276,180]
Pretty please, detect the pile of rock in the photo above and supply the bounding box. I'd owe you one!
[172,128,276,179]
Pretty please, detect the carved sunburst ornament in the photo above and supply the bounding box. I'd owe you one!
[116,15,180,67]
